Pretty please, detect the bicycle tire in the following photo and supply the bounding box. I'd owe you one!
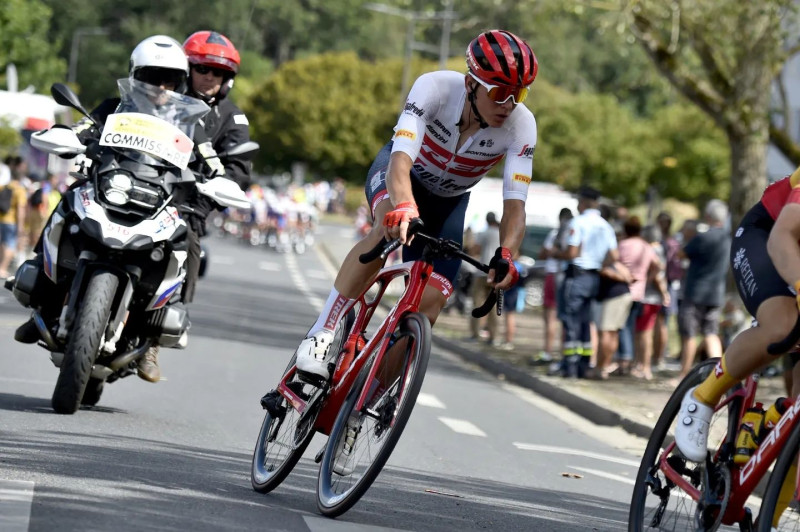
[316,311,431,517]
[756,411,800,531]
[251,310,355,493]
[629,358,737,531]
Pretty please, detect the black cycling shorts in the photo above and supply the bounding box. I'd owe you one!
[364,142,470,287]
[731,201,792,317]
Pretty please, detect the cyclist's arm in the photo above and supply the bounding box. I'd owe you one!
[384,151,416,243]
[493,198,526,290]
[767,202,800,286]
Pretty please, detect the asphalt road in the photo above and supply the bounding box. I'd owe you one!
[0,223,648,531]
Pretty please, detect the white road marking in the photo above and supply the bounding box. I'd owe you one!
[568,466,635,485]
[285,252,325,312]
[211,255,235,265]
[501,382,648,459]
[305,515,409,531]
[513,443,640,467]
[257,261,281,271]
[0,479,34,532]
[306,270,329,279]
[417,393,446,409]
[337,229,354,238]
[438,417,487,437]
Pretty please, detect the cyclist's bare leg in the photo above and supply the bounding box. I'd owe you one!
[694,295,797,406]
[419,285,448,327]
[332,201,393,298]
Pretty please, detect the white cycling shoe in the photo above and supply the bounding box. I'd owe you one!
[674,386,714,462]
[295,329,335,382]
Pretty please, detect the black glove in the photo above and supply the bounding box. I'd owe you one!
[185,193,216,237]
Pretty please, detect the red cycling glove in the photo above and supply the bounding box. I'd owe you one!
[383,201,419,228]
[489,246,519,287]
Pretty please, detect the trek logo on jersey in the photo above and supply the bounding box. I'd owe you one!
[395,129,416,141]
[403,101,424,117]
[517,144,535,158]
[513,173,531,185]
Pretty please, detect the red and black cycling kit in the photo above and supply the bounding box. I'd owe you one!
[364,70,537,296]
[732,169,800,316]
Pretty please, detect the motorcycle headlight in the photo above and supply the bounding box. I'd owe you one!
[108,173,133,191]
[102,173,133,205]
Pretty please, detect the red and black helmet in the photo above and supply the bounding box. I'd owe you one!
[183,31,241,75]
[466,30,538,87]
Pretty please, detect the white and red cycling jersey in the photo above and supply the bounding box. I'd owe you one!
[390,70,537,201]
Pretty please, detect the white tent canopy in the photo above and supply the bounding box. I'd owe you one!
[0,90,71,131]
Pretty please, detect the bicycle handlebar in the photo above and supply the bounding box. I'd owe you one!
[358,218,506,318]
[767,314,800,355]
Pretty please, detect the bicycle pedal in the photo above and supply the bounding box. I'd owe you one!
[260,390,286,418]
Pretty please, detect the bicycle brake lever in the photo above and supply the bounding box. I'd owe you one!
[471,289,497,318]
[496,289,504,316]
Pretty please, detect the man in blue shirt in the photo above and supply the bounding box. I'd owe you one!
[554,185,621,377]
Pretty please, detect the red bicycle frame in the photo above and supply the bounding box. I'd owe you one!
[274,258,434,437]
[658,374,800,525]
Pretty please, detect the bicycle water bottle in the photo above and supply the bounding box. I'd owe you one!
[734,403,765,465]
[762,397,789,432]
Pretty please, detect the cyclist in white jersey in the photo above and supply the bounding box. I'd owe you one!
[295,29,539,382]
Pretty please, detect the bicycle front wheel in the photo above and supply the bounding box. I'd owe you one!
[251,310,356,493]
[757,415,800,531]
[316,311,431,517]
[629,358,737,531]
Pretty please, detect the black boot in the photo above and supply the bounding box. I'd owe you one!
[14,318,41,344]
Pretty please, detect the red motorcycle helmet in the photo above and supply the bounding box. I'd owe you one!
[466,30,537,88]
[183,31,241,99]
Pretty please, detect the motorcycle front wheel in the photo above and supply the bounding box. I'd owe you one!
[52,271,118,414]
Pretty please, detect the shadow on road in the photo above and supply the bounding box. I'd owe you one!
[0,429,627,531]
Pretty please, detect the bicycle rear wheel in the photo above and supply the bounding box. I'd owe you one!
[251,310,354,493]
[757,417,800,531]
[628,358,738,531]
[316,312,431,517]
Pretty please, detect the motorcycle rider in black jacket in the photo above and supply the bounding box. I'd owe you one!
[13,35,243,384]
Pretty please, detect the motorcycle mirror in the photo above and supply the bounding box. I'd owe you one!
[51,83,98,126]
[218,141,260,160]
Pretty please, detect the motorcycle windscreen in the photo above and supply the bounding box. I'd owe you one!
[98,78,210,170]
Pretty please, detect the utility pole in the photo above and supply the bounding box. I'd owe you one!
[364,2,458,109]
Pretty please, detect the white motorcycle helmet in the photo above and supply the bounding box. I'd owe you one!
[129,35,189,92]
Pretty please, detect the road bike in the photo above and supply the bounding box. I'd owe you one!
[629,319,800,531]
[250,219,505,517]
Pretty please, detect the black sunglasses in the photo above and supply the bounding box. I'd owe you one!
[193,64,227,77]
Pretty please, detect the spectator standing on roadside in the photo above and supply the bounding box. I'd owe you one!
[469,212,501,344]
[656,211,683,363]
[536,207,573,362]
[676,199,731,379]
[634,224,670,380]
[616,216,662,376]
[553,185,619,378]
[0,159,27,278]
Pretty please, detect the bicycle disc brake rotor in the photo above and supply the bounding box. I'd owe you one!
[694,463,731,532]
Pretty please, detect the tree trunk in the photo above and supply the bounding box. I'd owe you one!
[727,130,768,230]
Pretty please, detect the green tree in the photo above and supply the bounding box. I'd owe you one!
[245,52,405,179]
[0,0,65,93]
[588,0,799,223]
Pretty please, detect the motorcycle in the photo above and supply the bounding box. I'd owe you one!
[4,80,252,414]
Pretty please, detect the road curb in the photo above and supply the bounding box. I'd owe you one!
[316,240,654,440]
[431,334,654,439]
